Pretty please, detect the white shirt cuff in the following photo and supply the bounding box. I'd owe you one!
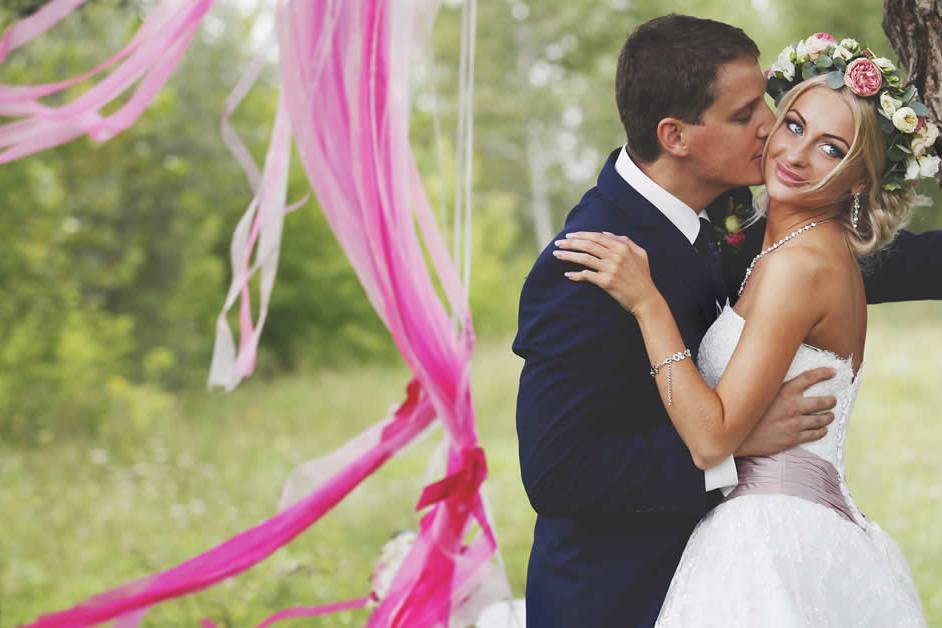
[704,455,738,497]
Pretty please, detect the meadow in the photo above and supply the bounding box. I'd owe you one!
[3,302,941,626]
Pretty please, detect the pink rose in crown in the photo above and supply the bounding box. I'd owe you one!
[805,32,836,57]
[844,58,882,97]
[724,231,746,247]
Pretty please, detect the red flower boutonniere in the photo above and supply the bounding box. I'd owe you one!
[713,189,752,255]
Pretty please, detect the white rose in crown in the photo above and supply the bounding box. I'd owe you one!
[872,57,896,73]
[905,154,941,180]
[880,91,902,117]
[912,121,939,157]
[922,120,940,145]
[772,46,796,81]
[839,38,861,53]
[795,40,810,64]
[804,32,837,59]
[832,45,854,62]
[921,154,941,177]
[892,106,920,134]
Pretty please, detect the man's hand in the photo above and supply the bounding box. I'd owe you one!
[735,367,838,457]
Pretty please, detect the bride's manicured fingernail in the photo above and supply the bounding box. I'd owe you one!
[552,250,561,257]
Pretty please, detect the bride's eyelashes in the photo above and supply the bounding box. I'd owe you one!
[784,115,846,160]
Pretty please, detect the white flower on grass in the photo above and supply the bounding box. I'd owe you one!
[369,531,418,607]
[873,57,896,73]
[892,107,919,133]
[880,91,902,117]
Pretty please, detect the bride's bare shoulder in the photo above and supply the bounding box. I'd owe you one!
[743,243,832,324]
[751,243,829,295]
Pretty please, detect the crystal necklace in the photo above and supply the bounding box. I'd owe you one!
[738,220,824,297]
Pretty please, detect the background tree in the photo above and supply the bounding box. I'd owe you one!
[884,0,942,184]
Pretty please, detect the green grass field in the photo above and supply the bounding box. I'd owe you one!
[3,302,940,626]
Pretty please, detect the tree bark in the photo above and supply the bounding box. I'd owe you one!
[884,0,942,184]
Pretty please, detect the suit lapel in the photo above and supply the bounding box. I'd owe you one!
[596,151,724,328]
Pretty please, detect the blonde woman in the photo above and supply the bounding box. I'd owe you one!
[554,37,937,626]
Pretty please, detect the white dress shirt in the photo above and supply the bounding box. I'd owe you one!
[614,146,738,496]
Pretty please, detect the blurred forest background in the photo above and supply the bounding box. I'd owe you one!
[1,0,940,625]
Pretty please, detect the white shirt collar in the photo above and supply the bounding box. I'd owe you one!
[614,145,709,245]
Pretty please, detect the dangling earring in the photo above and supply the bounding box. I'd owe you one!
[851,193,861,231]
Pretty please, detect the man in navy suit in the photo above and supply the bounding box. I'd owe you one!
[513,14,942,628]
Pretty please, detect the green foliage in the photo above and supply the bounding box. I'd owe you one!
[2,313,941,624]
[1,1,940,442]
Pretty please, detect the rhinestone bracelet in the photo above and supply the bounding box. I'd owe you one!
[649,349,691,407]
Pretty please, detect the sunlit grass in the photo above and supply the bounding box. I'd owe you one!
[2,302,940,626]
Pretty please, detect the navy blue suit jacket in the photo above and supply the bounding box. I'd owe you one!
[513,149,942,628]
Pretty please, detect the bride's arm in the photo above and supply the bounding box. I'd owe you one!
[555,232,825,469]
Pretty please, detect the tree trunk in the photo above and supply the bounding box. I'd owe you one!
[884,0,942,184]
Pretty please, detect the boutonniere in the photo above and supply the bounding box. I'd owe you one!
[713,188,751,254]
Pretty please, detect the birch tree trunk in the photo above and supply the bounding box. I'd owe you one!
[884,0,942,183]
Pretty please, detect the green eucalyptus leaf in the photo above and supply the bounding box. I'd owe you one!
[888,144,909,161]
[826,71,845,89]
[801,62,817,81]
[877,114,896,135]
[902,84,917,103]
[910,101,930,117]
[815,55,833,69]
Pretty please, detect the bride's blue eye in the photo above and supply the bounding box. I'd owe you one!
[786,120,803,135]
[822,144,845,159]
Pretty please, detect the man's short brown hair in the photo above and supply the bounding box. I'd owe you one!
[616,15,760,162]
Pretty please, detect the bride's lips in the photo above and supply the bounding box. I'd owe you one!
[775,161,807,186]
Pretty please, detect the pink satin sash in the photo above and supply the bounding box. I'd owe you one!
[725,448,860,527]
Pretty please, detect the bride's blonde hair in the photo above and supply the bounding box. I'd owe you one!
[752,74,913,257]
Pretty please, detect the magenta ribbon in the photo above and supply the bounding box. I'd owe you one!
[416,446,488,511]
[13,0,498,626]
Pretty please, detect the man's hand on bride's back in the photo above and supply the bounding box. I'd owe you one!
[735,367,838,457]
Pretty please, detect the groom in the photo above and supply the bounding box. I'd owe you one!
[513,14,942,628]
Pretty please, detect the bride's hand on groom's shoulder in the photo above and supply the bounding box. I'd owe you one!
[552,231,661,317]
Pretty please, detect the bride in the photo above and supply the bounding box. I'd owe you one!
[552,36,937,626]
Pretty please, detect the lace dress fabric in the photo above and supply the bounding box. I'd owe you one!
[655,305,927,627]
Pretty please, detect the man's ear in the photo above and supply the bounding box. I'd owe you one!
[656,117,689,158]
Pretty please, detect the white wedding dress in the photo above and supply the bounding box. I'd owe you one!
[655,304,927,627]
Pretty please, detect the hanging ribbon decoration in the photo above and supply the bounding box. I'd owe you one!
[3,0,502,625]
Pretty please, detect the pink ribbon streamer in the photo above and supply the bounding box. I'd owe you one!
[15,0,498,624]
[0,0,88,64]
[0,0,216,164]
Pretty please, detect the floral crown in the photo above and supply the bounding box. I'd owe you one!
[766,33,940,193]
